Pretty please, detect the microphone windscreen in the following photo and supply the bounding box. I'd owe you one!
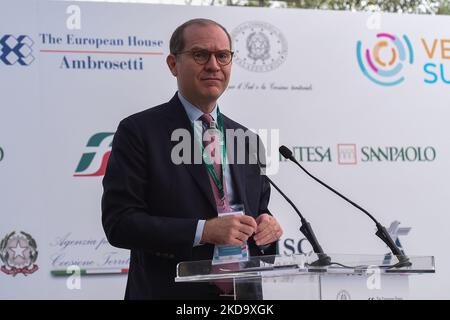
[279,145,293,159]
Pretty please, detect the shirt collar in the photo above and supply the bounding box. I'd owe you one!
[178,92,218,123]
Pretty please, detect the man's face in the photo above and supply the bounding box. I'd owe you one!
[167,24,232,110]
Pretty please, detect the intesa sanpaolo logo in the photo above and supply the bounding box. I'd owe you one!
[74,132,114,177]
[0,35,35,66]
[356,33,413,86]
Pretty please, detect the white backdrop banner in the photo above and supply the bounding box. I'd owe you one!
[0,0,449,299]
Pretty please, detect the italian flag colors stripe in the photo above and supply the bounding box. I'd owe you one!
[51,268,129,276]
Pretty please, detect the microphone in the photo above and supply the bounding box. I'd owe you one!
[255,155,331,266]
[279,145,411,268]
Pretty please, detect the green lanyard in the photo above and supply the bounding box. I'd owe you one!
[194,107,227,199]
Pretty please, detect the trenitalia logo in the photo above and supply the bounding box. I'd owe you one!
[74,132,114,177]
[356,33,414,86]
[0,35,35,66]
[281,145,436,164]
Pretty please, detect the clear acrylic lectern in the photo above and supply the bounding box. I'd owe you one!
[175,253,435,300]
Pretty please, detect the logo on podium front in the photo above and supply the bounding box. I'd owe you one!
[336,289,351,300]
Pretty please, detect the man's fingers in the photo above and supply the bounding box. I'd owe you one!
[229,237,244,246]
[231,229,250,243]
[255,232,276,246]
[254,218,275,238]
[254,227,271,241]
[239,224,255,237]
[255,220,270,233]
[214,214,283,246]
[239,215,257,229]
[254,220,283,245]
[255,226,281,245]
[256,213,272,224]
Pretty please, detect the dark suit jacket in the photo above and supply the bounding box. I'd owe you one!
[101,93,276,299]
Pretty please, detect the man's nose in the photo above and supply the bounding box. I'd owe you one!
[204,53,220,71]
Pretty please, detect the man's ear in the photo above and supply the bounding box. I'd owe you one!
[166,54,177,77]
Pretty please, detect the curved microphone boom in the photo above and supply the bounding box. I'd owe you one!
[279,145,411,268]
[262,174,331,266]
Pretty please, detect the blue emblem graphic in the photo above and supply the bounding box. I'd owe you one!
[0,35,35,66]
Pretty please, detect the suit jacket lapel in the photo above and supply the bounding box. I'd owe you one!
[165,94,217,212]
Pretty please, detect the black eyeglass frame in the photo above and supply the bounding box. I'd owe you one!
[174,49,234,66]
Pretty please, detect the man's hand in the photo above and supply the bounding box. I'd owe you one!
[201,215,257,246]
[254,213,283,246]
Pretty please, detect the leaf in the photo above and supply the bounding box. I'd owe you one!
[30,251,38,264]
[21,231,37,249]
[21,231,31,240]
[28,238,37,249]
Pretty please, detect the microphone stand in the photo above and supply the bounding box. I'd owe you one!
[264,174,331,267]
[279,146,411,268]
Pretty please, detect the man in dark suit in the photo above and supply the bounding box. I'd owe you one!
[102,18,283,300]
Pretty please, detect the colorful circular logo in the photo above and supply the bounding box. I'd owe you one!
[357,33,413,86]
[231,21,288,72]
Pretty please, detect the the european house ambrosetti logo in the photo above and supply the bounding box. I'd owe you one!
[280,144,436,164]
[0,35,35,66]
[1,32,164,70]
[39,33,164,71]
[357,32,449,86]
[74,132,114,177]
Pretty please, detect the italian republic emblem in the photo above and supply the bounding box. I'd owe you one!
[0,231,39,276]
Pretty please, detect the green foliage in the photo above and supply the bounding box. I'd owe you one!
[213,0,449,15]
[286,0,430,13]
[436,0,450,14]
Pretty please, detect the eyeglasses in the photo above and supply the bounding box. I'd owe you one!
[175,49,234,66]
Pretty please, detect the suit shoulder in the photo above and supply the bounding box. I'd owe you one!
[222,114,262,140]
[222,114,248,131]
[121,102,170,127]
